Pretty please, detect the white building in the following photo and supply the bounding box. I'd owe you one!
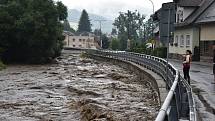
[169,0,202,58]
[63,31,100,49]
[169,0,215,62]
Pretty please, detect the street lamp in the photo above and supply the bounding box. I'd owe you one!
[147,0,155,49]
[166,8,171,82]
[148,0,155,14]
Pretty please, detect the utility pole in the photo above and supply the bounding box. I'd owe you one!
[127,10,131,41]
[166,8,171,82]
[94,20,106,49]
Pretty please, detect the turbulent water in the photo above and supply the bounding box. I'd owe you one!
[0,52,159,121]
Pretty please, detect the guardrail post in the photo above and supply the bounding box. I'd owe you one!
[167,96,179,121]
[180,79,189,119]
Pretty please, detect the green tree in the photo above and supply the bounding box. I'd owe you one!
[63,20,75,32]
[0,0,67,63]
[56,1,67,21]
[111,28,117,35]
[93,29,101,36]
[110,38,119,50]
[143,17,154,42]
[0,47,5,70]
[118,33,128,50]
[113,10,145,50]
[77,9,91,32]
[101,34,109,49]
[93,29,109,49]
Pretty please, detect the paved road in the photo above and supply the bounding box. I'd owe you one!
[170,60,215,121]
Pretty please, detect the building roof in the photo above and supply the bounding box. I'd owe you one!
[152,8,161,21]
[75,31,96,37]
[63,31,96,37]
[195,1,215,24]
[178,0,203,7]
[63,31,75,36]
[175,0,214,27]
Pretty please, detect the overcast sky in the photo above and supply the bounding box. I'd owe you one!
[58,0,172,20]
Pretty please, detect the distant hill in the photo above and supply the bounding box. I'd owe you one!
[67,9,114,33]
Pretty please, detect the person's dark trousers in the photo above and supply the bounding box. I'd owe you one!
[183,67,190,84]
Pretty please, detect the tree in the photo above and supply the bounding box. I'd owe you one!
[143,17,154,42]
[110,38,119,50]
[101,34,109,49]
[93,29,109,49]
[0,47,5,70]
[56,1,67,21]
[77,9,91,32]
[113,10,145,50]
[118,33,128,50]
[93,29,101,36]
[111,28,117,35]
[63,20,75,32]
[0,0,67,63]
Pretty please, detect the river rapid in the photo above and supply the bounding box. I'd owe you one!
[0,52,159,121]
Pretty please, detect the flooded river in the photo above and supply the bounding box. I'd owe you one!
[0,52,159,121]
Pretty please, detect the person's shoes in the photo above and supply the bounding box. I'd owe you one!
[188,78,190,85]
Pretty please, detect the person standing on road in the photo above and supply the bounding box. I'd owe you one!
[183,50,192,84]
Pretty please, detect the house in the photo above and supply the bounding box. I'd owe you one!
[152,2,176,47]
[195,0,215,61]
[63,31,100,49]
[169,0,215,62]
[63,31,74,46]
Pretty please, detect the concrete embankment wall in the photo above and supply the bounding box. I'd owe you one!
[88,54,168,106]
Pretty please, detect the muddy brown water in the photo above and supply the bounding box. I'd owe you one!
[0,53,159,121]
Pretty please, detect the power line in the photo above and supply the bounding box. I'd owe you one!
[94,20,107,48]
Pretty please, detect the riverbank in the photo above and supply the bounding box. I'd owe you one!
[0,60,6,70]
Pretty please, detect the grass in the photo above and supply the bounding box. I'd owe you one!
[79,52,88,58]
[0,60,6,70]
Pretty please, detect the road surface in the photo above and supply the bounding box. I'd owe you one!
[170,60,215,121]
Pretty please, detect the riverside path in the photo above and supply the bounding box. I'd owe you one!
[170,59,215,121]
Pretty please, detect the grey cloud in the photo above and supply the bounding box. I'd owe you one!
[83,1,151,20]
[61,0,172,20]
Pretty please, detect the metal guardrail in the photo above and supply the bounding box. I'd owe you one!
[86,49,197,121]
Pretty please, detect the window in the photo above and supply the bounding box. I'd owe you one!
[186,35,190,47]
[73,39,75,42]
[79,45,82,48]
[177,10,183,23]
[177,14,180,23]
[180,35,184,47]
[73,45,75,47]
[79,39,82,42]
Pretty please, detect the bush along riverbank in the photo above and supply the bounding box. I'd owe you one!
[0,60,6,70]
